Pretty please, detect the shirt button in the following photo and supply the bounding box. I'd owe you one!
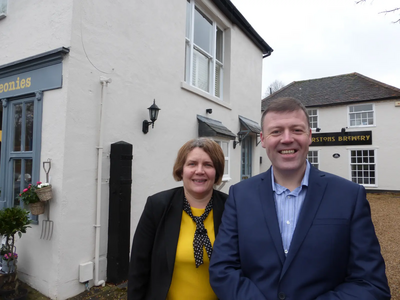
[286,220,290,225]
[284,249,288,254]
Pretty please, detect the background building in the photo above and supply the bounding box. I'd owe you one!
[261,72,400,192]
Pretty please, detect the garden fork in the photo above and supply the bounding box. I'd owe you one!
[40,201,54,240]
[40,160,54,240]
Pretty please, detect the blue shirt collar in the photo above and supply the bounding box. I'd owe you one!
[271,160,310,193]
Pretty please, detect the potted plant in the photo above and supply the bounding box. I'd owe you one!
[35,182,52,202]
[0,206,31,299]
[18,182,45,215]
[2,252,18,273]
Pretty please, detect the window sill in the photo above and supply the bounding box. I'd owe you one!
[360,184,378,188]
[348,125,375,129]
[181,82,231,110]
[222,176,231,182]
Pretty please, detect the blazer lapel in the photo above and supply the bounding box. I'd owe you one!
[280,167,327,279]
[163,188,184,274]
[212,191,225,235]
[259,169,286,265]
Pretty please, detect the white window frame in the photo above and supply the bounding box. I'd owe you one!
[0,0,7,20]
[307,150,319,169]
[185,0,224,99]
[214,139,231,182]
[348,103,375,127]
[349,148,377,187]
[307,109,318,130]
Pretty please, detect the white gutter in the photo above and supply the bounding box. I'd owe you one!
[94,76,112,287]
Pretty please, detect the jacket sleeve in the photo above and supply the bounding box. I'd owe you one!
[128,197,158,300]
[209,185,267,300]
[315,186,391,300]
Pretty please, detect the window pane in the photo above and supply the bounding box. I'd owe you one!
[192,49,209,92]
[14,104,22,151]
[353,104,372,112]
[216,27,223,62]
[220,141,228,154]
[215,63,221,97]
[25,102,34,151]
[194,7,212,53]
[25,159,33,188]
[185,0,191,39]
[13,159,22,206]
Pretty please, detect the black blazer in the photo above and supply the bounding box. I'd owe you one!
[128,187,228,300]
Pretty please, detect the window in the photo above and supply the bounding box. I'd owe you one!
[185,0,224,98]
[0,0,7,20]
[349,104,374,127]
[307,150,319,169]
[307,109,318,130]
[350,150,376,185]
[0,93,43,213]
[241,136,252,181]
[214,140,230,181]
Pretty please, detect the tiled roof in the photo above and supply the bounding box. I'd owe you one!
[261,72,400,110]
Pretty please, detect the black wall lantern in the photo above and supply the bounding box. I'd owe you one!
[142,99,161,134]
[233,131,246,149]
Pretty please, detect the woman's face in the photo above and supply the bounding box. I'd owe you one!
[182,147,216,201]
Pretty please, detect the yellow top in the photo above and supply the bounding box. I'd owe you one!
[167,207,218,300]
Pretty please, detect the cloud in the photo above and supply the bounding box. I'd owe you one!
[231,0,400,93]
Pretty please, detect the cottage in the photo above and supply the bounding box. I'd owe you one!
[0,0,272,298]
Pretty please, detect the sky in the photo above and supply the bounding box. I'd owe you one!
[231,0,400,96]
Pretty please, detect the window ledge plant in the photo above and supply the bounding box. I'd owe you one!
[19,182,45,215]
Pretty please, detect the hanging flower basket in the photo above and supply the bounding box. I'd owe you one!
[29,202,45,215]
[35,184,52,202]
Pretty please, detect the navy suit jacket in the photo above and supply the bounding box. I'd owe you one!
[209,166,390,300]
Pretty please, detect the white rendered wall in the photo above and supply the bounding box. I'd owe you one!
[1,0,266,298]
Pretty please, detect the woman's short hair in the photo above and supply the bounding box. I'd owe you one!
[173,138,225,185]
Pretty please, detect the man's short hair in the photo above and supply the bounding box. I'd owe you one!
[261,97,310,131]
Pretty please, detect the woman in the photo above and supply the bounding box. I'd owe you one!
[128,138,227,300]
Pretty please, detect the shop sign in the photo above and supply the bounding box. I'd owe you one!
[0,63,62,98]
[311,131,372,146]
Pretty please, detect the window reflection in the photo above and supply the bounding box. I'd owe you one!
[25,102,34,151]
[14,104,22,151]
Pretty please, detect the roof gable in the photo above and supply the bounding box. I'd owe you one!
[211,0,273,57]
[261,72,400,110]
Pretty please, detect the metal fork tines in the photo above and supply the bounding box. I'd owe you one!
[40,201,54,240]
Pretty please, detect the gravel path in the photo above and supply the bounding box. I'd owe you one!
[368,192,400,300]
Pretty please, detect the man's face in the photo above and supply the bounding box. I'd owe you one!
[260,109,312,176]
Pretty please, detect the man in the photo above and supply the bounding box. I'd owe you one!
[209,97,390,299]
